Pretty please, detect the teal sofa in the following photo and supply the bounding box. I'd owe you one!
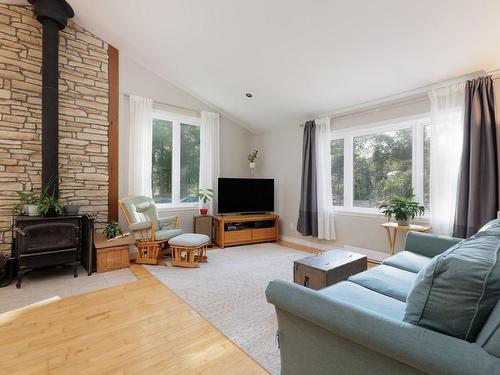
[266,223,500,375]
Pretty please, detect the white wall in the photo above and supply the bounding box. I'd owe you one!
[119,54,253,232]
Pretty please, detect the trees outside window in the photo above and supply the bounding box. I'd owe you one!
[331,139,344,206]
[151,112,200,207]
[331,118,430,213]
[152,119,172,203]
[180,123,200,202]
[353,128,412,208]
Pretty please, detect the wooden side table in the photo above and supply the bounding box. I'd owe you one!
[94,233,132,272]
[381,222,431,255]
[193,215,214,246]
[294,249,367,290]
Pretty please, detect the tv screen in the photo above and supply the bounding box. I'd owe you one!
[218,178,274,214]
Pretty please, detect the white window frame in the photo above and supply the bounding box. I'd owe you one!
[152,110,201,210]
[331,115,430,216]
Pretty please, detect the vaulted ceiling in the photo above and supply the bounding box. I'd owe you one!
[6,0,500,132]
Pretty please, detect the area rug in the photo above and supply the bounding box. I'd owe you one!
[146,242,308,374]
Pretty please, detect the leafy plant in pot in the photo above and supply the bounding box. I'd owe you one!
[103,221,123,240]
[379,189,425,226]
[248,149,258,176]
[197,188,214,215]
[38,185,63,217]
[11,191,39,216]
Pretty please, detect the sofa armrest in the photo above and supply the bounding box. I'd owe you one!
[266,280,499,375]
[404,231,462,258]
[158,216,178,229]
[128,221,152,231]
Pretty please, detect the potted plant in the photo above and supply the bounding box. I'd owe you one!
[37,186,63,217]
[11,191,39,216]
[197,188,214,215]
[63,204,81,216]
[248,149,258,176]
[103,221,123,240]
[379,189,425,226]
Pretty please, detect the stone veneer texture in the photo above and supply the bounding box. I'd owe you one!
[0,5,109,253]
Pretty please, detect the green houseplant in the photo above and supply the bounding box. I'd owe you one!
[37,185,63,216]
[379,189,425,226]
[248,149,259,176]
[11,191,39,216]
[197,188,214,215]
[103,221,123,240]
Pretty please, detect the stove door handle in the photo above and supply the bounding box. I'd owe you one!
[14,228,26,236]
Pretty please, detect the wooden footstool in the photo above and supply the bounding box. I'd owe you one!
[168,233,209,268]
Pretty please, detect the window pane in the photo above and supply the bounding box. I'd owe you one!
[353,128,412,208]
[180,123,200,203]
[423,125,431,210]
[331,139,344,206]
[152,119,173,203]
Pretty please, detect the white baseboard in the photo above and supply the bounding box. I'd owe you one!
[280,235,390,262]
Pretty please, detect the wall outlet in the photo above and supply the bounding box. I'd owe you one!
[290,222,295,229]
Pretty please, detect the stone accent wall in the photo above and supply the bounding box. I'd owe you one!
[0,5,109,254]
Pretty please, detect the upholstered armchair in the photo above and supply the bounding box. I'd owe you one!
[119,195,183,242]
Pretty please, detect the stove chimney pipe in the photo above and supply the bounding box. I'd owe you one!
[28,0,74,198]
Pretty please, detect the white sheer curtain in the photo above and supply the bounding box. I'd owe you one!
[199,111,220,215]
[128,95,153,197]
[429,82,466,235]
[315,117,336,240]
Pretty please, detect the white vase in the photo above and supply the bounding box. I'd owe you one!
[249,162,255,169]
[26,204,39,216]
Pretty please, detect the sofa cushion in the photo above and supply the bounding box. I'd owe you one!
[404,230,500,342]
[318,281,406,320]
[382,251,431,273]
[348,265,417,302]
[476,299,500,357]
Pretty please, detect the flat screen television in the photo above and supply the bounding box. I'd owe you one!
[218,178,274,214]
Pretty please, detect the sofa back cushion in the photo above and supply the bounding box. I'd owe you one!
[404,226,500,341]
[476,299,500,357]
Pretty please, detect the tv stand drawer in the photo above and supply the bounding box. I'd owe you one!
[225,229,252,243]
[251,228,276,241]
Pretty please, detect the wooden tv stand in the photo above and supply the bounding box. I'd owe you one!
[214,214,279,248]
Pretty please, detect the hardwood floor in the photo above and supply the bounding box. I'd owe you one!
[0,265,268,375]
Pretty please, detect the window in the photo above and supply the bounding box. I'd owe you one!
[152,112,200,207]
[331,139,344,206]
[152,119,173,203]
[331,118,430,213]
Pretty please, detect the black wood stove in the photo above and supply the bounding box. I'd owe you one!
[12,215,94,288]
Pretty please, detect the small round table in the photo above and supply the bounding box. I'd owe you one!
[381,222,431,255]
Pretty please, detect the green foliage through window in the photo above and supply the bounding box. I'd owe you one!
[331,139,344,206]
[180,123,200,203]
[353,128,412,208]
[152,119,173,203]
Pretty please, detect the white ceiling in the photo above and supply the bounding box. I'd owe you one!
[6,0,500,132]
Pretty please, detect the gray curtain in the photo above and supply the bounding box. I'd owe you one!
[453,76,499,238]
[297,120,318,236]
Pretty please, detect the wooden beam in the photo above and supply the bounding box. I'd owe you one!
[108,45,119,222]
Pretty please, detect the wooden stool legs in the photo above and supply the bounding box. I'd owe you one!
[195,244,208,263]
[170,243,208,268]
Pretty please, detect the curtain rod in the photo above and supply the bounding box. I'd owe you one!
[299,72,499,127]
[123,93,221,118]
[298,94,428,127]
